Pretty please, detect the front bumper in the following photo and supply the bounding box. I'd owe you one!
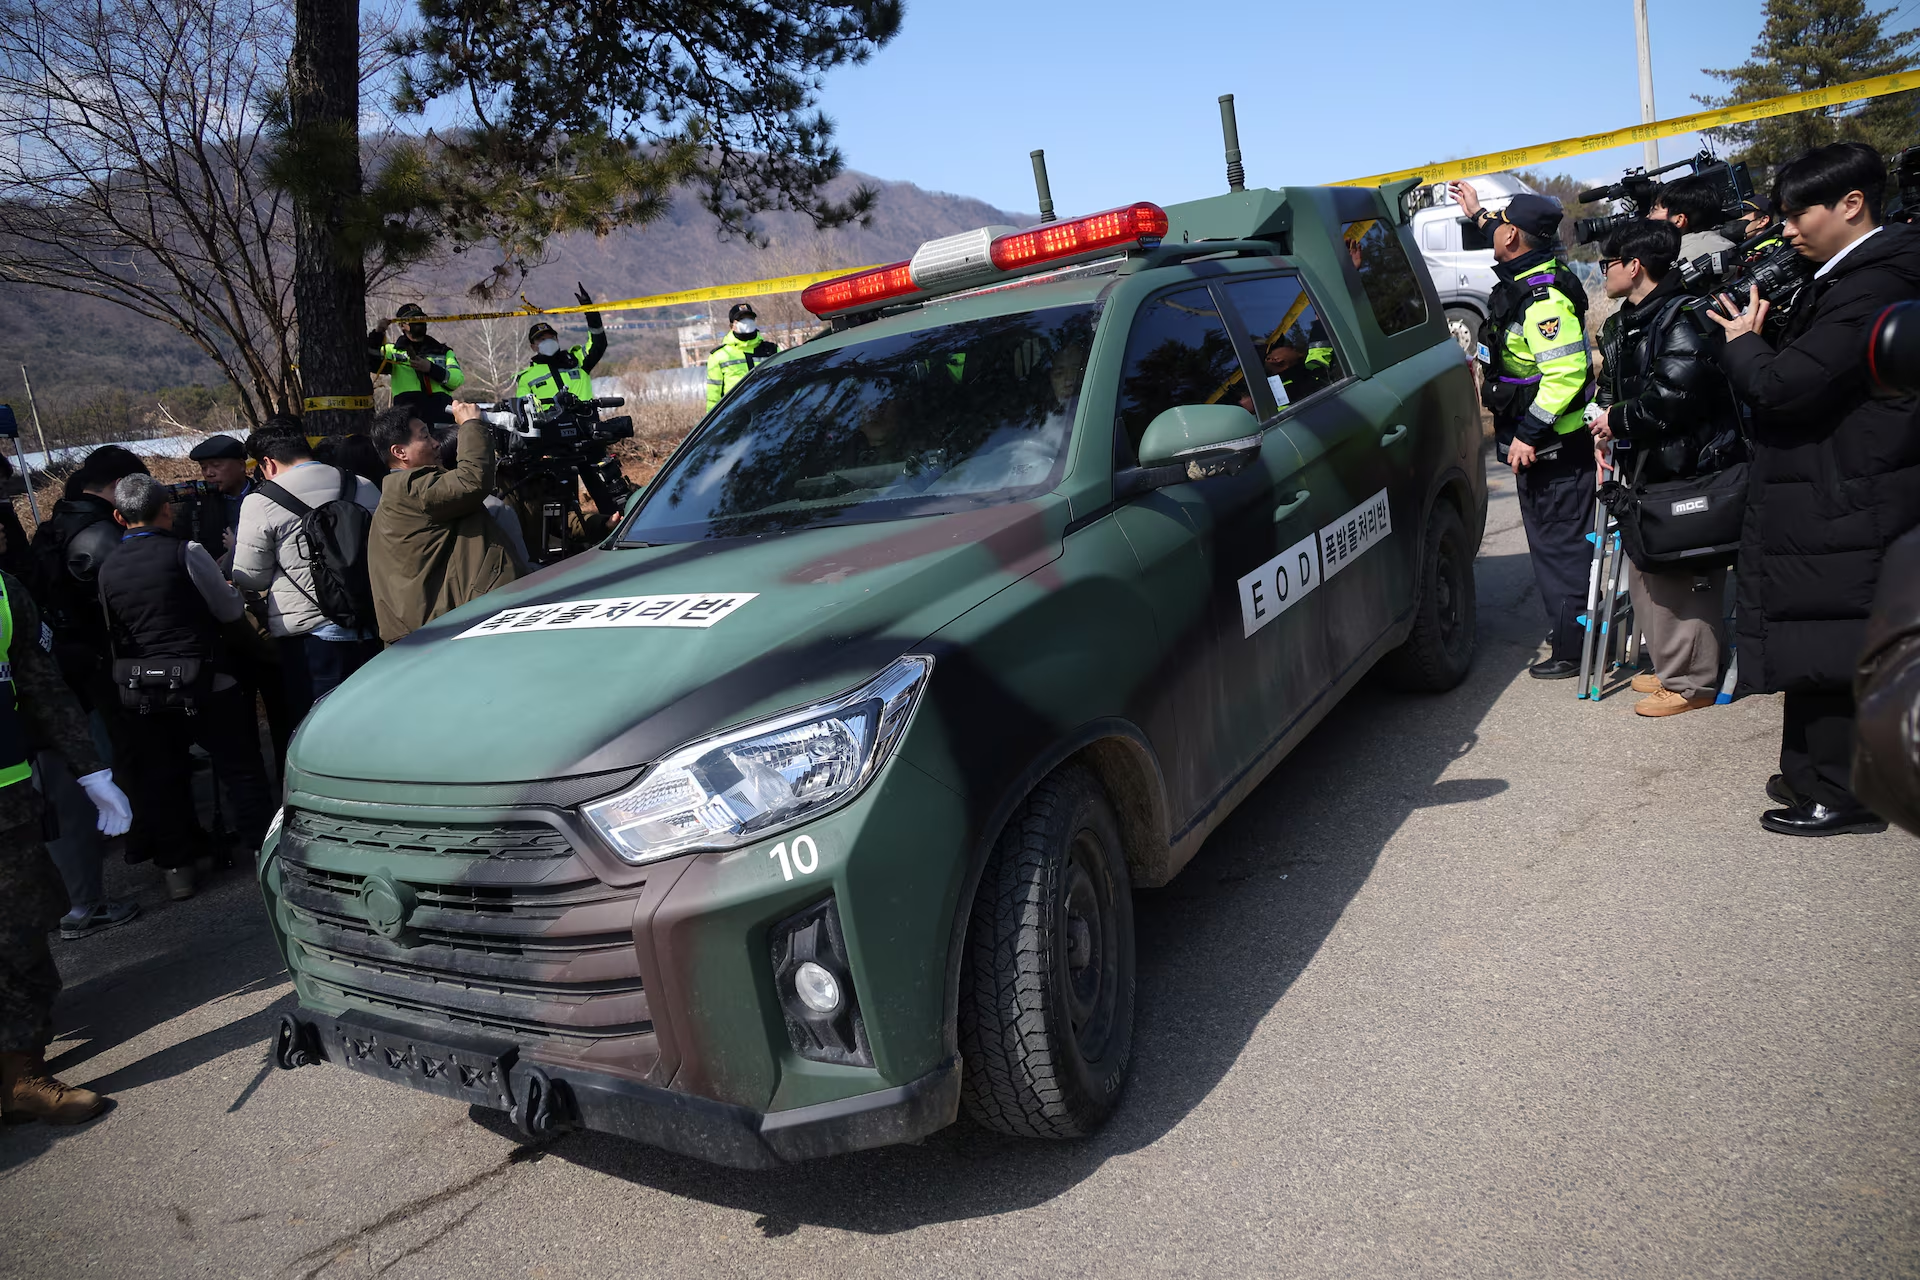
[275,1009,960,1168]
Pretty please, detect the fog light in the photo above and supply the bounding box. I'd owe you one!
[770,897,870,1066]
[794,961,841,1014]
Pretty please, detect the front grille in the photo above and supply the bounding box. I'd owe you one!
[278,810,653,1049]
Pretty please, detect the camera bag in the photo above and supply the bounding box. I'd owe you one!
[258,467,377,632]
[1602,458,1749,572]
[112,655,210,715]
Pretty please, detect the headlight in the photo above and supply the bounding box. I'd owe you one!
[583,655,932,864]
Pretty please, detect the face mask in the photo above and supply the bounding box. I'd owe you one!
[537,339,560,357]
[732,321,757,338]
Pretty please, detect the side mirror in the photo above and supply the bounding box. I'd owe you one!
[1121,404,1263,496]
[1137,403,1261,468]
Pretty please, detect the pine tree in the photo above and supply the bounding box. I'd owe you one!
[1700,0,1919,185]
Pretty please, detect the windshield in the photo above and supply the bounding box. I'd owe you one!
[620,304,1098,542]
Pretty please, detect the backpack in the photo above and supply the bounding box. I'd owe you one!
[258,468,377,631]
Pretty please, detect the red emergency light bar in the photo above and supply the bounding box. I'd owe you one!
[800,261,920,317]
[801,200,1169,317]
[990,202,1169,271]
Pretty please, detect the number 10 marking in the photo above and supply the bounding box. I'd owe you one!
[769,834,820,881]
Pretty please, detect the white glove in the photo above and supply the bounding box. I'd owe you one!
[76,769,133,837]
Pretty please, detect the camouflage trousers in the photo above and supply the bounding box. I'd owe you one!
[0,818,65,1054]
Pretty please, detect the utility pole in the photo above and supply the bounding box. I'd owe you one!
[1634,0,1660,170]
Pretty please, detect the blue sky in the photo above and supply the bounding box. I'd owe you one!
[814,0,1803,215]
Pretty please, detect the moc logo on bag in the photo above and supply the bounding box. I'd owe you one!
[1670,496,1711,516]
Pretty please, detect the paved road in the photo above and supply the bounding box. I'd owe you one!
[6,457,1916,1279]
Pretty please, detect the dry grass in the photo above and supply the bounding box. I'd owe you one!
[611,398,704,488]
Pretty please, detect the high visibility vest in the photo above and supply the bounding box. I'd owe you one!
[516,353,595,411]
[1487,256,1592,439]
[705,334,781,409]
[376,341,464,397]
[0,575,34,787]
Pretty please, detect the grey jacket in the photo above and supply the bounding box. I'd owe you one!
[231,462,382,638]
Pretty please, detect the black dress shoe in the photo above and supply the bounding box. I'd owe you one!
[1759,801,1889,837]
[1765,774,1798,806]
[1529,658,1580,680]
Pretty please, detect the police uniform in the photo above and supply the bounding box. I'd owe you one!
[515,314,606,411]
[705,303,781,411]
[370,304,464,423]
[1474,194,1597,674]
[0,571,107,1057]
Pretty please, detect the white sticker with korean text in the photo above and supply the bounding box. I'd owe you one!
[1237,534,1322,638]
[455,593,758,638]
[1318,489,1391,583]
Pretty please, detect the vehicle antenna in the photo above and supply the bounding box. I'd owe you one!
[1030,150,1057,223]
[1218,94,1245,192]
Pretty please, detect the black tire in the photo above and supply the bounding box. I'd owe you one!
[1381,500,1477,692]
[958,765,1135,1138]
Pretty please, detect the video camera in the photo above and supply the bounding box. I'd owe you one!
[1889,147,1920,223]
[1871,300,1920,393]
[1573,150,1755,245]
[167,480,229,558]
[475,391,634,461]
[1706,227,1813,323]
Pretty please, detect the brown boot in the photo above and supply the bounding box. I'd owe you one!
[1,1050,109,1125]
[1635,688,1715,718]
[1630,671,1664,694]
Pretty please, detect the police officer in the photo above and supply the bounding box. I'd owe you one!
[705,303,780,411]
[515,285,606,410]
[0,566,133,1125]
[1449,185,1597,679]
[370,303,465,422]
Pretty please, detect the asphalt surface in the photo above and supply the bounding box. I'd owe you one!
[5,453,1916,1280]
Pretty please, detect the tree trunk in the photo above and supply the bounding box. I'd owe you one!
[287,0,371,436]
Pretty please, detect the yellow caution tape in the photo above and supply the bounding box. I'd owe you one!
[1332,70,1919,188]
[387,266,888,326]
[379,70,1916,328]
[302,395,374,412]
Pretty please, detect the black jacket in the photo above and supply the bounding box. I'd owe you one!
[1854,523,1920,835]
[1596,272,1744,482]
[1720,223,1920,695]
[29,494,122,648]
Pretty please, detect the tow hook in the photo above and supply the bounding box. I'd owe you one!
[510,1065,576,1141]
[273,1014,321,1070]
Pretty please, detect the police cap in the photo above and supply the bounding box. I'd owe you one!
[527,321,558,344]
[188,434,247,462]
[728,302,757,324]
[1489,193,1564,240]
[395,302,427,320]
[1743,192,1775,217]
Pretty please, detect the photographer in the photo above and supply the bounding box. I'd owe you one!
[97,474,274,899]
[188,435,249,566]
[231,419,382,722]
[368,403,519,643]
[1450,184,1596,680]
[1650,173,1737,263]
[1705,141,1920,838]
[1592,219,1743,718]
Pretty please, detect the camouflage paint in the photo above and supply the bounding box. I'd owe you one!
[259,182,1486,1152]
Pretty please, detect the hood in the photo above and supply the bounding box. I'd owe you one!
[292,498,1065,784]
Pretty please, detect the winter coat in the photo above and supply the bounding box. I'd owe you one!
[230,462,382,638]
[368,417,518,644]
[1854,523,1920,836]
[1720,223,1920,695]
[1595,272,1744,483]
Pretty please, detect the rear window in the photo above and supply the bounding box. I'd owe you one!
[619,305,1097,542]
[1343,218,1429,335]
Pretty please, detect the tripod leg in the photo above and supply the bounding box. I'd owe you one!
[1577,494,1607,700]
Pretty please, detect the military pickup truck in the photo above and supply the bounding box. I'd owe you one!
[262,176,1486,1168]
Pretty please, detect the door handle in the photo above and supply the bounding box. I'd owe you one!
[1272,490,1310,522]
[1379,423,1410,447]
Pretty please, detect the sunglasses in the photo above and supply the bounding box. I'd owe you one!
[1599,257,1628,272]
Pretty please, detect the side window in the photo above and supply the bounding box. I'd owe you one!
[1114,287,1246,460]
[1421,220,1448,253]
[1459,216,1493,253]
[1342,218,1430,335]
[1216,275,1346,414]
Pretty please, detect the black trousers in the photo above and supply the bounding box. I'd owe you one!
[1780,687,1859,810]
[1514,438,1598,661]
[121,686,275,868]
